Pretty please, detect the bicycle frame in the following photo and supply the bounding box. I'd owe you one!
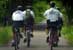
[48,27,59,50]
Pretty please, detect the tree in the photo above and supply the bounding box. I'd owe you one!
[61,0,73,24]
[0,0,8,24]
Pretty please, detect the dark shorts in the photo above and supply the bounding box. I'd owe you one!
[12,21,25,28]
[12,21,25,33]
[47,20,58,30]
[25,21,34,31]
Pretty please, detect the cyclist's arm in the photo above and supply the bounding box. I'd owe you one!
[43,10,49,19]
[23,11,27,20]
[28,11,35,24]
[43,10,48,17]
[31,11,35,18]
[12,12,15,21]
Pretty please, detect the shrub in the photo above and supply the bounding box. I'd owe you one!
[62,26,73,46]
[0,26,12,46]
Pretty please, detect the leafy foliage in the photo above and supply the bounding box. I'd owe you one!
[0,26,12,45]
[33,1,49,23]
[62,26,73,46]
[0,0,9,23]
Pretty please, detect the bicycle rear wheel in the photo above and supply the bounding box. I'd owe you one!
[50,44,53,50]
[49,29,54,50]
[49,29,59,50]
[27,31,31,47]
[14,33,20,50]
[15,35,18,50]
[50,36,53,50]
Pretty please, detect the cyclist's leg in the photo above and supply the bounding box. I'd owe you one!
[23,23,27,43]
[30,23,34,37]
[46,20,50,34]
[46,25,49,35]
[58,20,63,37]
[29,18,34,37]
[12,26,20,46]
[23,20,34,43]
[11,26,15,46]
[58,26,62,37]
[19,21,26,38]
[16,21,23,38]
[11,21,17,46]
[46,20,51,43]
[20,21,25,33]
[11,21,21,46]
[27,21,34,37]
[46,26,50,43]
[15,27,20,45]
[18,28,23,38]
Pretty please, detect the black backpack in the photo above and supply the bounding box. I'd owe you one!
[25,10,34,24]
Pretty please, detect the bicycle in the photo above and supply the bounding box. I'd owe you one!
[48,26,59,50]
[14,27,20,50]
[25,25,32,47]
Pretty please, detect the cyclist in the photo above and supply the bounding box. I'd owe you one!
[23,5,35,42]
[43,1,63,43]
[11,5,25,46]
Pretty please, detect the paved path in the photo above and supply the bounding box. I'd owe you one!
[0,31,73,50]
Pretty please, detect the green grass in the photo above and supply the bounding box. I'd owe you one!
[62,26,73,46]
[0,26,13,46]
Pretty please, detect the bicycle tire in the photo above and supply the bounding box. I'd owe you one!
[49,29,54,50]
[14,33,20,50]
[50,36,53,50]
[27,31,31,47]
[51,45,53,50]
[15,34,18,50]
